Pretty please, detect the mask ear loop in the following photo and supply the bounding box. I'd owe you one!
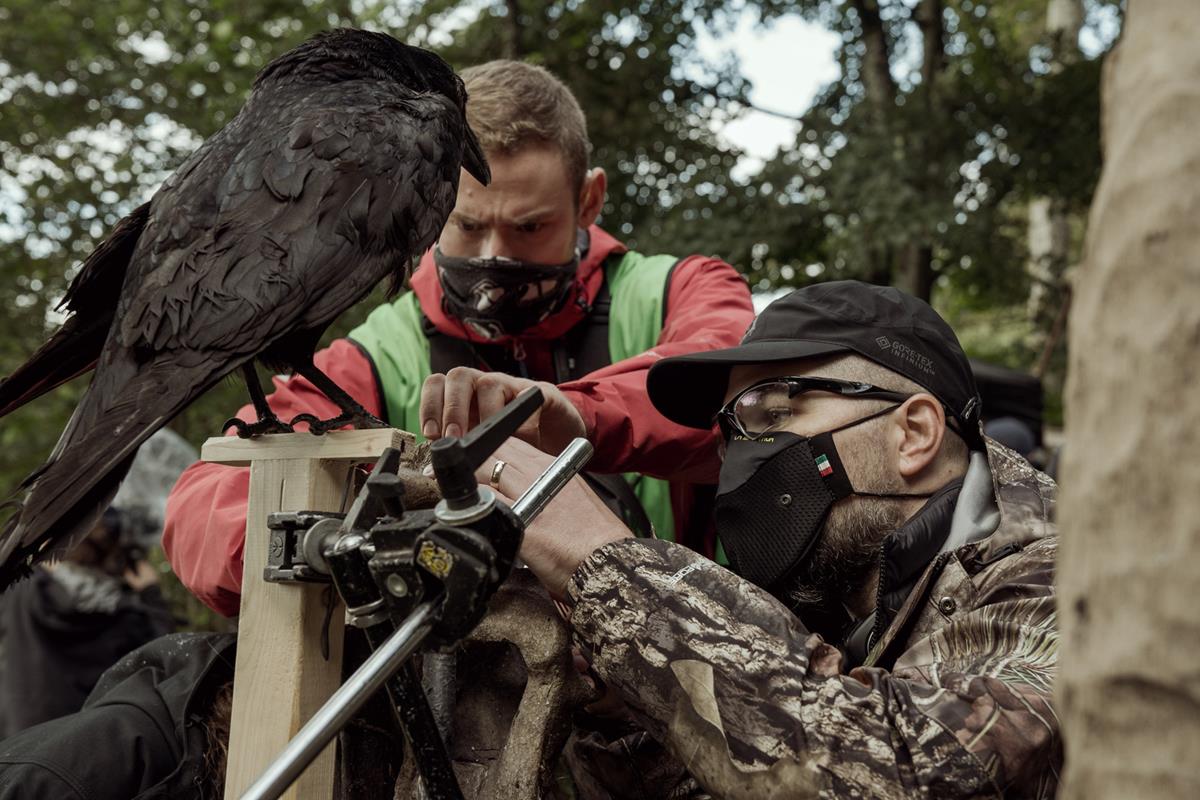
[811,402,936,501]
[822,402,904,436]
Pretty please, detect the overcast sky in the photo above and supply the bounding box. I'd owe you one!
[703,4,1120,177]
[697,14,841,174]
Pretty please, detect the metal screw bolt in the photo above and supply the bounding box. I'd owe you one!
[385,574,409,598]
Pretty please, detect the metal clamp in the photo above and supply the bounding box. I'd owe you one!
[263,512,344,583]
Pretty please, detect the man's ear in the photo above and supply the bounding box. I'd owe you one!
[576,167,606,229]
[894,393,946,479]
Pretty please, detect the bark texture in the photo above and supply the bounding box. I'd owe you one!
[1058,3,1200,798]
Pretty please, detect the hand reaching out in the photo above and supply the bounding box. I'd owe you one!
[473,437,631,599]
[420,367,586,455]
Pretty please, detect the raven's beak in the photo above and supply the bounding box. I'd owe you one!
[462,127,491,186]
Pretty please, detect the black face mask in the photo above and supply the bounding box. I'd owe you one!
[714,405,929,595]
[434,245,579,340]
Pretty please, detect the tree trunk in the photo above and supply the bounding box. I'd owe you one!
[850,0,899,118]
[1058,3,1200,799]
[504,0,523,59]
[1027,0,1081,348]
[917,0,945,87]
[900,242,934,302]
[1025,195,1072,331]
[850,0,944,298]
[909,0,943,303]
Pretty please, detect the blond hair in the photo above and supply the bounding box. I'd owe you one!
[461,60,591,194]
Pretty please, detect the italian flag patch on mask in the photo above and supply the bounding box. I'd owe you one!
[815,453,834,477]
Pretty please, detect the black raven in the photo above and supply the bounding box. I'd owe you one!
[0,28,490,585]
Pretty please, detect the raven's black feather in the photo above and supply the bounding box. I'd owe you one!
[0,30,489,585]
[0,203,150,417]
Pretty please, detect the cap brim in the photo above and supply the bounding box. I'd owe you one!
[647,339,851,429]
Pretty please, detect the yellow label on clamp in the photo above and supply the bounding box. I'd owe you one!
[417,541,454,579]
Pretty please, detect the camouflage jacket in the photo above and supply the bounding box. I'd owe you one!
[566,442,1060,799]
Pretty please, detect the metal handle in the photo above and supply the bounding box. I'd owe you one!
[240,602,438,800]
[511,437,594,526]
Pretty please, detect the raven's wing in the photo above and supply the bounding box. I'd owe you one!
[0,203,149,418]
[118,82,460,358]
[0,82,466,582]
[61,202,152,316]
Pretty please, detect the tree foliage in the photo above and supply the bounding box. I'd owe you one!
[0,0,1118,491]
[385,0,770,253]
[734,0,1117,305]
[0,0,362,489]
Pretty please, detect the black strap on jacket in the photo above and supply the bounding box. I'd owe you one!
[423,273,656,538]
[423,278,613,384]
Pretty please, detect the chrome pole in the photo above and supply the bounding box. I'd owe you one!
[511,437,594,526]
[240,602,437,800]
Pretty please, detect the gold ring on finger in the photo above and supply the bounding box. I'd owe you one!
[489,460,507,488]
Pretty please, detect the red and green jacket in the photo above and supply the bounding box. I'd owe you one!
[163,225,754,616]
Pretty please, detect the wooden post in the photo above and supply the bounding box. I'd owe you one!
[202,429,414,800]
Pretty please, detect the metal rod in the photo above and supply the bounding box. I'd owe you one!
[241,602,437,800]
[512,437,594,526]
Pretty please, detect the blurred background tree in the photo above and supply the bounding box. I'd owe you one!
[0,0,1120,497]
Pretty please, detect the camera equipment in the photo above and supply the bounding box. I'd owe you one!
[240,387,592,800]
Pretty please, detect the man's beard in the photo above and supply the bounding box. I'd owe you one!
[782,494,906,615]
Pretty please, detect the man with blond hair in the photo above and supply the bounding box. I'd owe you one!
[162,60,753,615]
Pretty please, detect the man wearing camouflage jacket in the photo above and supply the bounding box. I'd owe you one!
[482,281,1060,798]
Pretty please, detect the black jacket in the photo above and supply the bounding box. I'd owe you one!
[0,565,175,737]
[0,632,235,799]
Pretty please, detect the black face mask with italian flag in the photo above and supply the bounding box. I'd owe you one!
[714,404,931,595]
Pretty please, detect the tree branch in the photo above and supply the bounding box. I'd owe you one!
[727,98,806,122]
[697,83,806,122]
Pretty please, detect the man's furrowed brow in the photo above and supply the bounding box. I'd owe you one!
[449,211,482,226]
[508,206,561,225]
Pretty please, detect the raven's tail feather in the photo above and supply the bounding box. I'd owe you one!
[0,312,108,418]
[0,465,130,590]
[0,202,147,419]
[0,351,231,590]
[0,500,33,590]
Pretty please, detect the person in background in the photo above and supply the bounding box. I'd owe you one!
[0,506,175,738]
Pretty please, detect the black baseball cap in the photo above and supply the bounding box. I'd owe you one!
[647,280,984,448]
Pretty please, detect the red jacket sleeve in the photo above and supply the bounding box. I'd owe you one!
[161,339,382,616]
[559,255,753,485]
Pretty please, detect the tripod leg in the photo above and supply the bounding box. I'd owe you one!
[325,537,463,799]
[337,628,404,800]
[422,652,458,754]
[381,661,464,800]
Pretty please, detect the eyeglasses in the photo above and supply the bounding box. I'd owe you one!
[715,376,914,441]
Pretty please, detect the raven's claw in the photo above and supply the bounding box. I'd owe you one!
[289,411,388,435]
[223,414,295,438]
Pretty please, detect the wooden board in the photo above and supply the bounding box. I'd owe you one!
[201,428,411,467]
[206,428,414,799]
